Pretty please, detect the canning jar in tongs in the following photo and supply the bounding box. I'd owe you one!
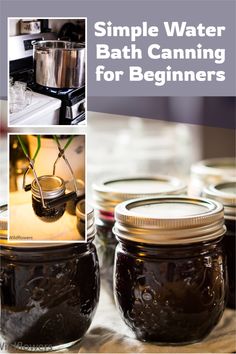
[20,135,82,213]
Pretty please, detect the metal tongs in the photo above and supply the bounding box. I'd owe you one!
[20,136,47,208]
[44,135,80,209]
[20,135,81,210]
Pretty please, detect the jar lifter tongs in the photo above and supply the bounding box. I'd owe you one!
[19,135,82,209]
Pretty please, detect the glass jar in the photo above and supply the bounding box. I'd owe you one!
[0,208,100,351]
[31,175,66,222]
[204,181,236,309]
[113,196,227,344]
[93,176,186,298]
[190,157,236,196]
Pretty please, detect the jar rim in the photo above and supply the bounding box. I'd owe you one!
[204,181,236,220]
[191,157,236,180]
[31,175,65,200]
[114,196,225,245]
[93,175,186,213]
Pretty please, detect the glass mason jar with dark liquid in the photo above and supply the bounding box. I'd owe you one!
[204,181,236,309]
[92,176,186,298]
[113,196,227,344]
[0,207,100,351]
[31,175,66,222]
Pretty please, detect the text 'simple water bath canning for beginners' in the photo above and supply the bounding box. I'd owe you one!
[113,196,227,344]
[204,181,236,309]
[0,206,100,351]
[92,176,186,297]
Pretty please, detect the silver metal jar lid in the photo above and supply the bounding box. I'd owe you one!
[204,181,236,220]
[191,158,236,184]
[93,175,186,213]
[31,175,65,200]
[114,196,225,245]
[76,200,96,240]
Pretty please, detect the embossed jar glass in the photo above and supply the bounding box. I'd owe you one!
[204,181,236,309]
[0,211,99,351]
[93,176,186,297]
[114,196,227,344]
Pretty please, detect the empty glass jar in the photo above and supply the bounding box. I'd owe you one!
[113,196,227,344]
[204,181,236,309]
[93,176,186,298]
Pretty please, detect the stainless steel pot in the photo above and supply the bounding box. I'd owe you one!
[33,40,85,89]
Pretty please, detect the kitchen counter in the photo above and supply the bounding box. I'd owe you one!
[9,92,61,126]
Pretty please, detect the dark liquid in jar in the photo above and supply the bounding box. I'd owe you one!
[115,239,227,344]
[96,218,117,298]
[1,243,100,349]
[224,219,235,309]
[32,196,66,222]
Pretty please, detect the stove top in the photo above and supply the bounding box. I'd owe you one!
[9,33,86,125]
[28,82,85,102]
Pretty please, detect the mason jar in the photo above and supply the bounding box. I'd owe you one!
[0,207,100,352]
[93,176,186,298]
[114,196,227,344]
[189,157,236,196]
[31,175,66,222]
[204,181,236,309]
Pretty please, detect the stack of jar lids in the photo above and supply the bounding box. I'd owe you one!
[191,158,236,185]
[66,178,85,195]
[114,196,225,245]
[76,200,96,240]
[93,175,186,213]
[0,204,8,240]
[204,181,236,220]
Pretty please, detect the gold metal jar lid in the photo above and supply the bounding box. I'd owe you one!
[31,175,65,200]
[191,158,236,184]
[76,200,96,240]
[114,196,225,245]
[204,181,236,220]
[93,175,186,213]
